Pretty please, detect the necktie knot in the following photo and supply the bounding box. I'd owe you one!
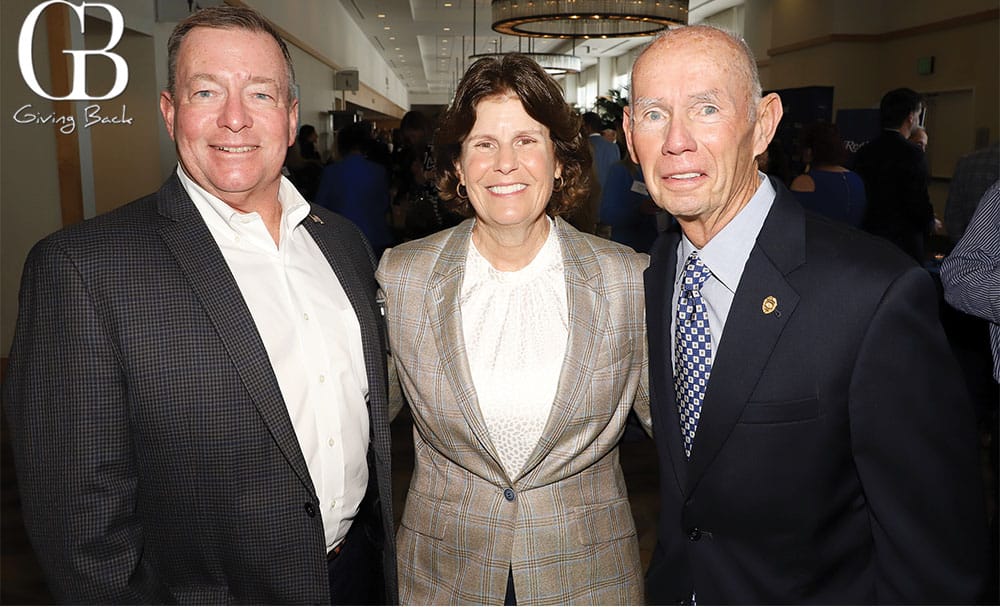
[682,252,711,295]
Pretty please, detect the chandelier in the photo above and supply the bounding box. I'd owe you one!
[468,51,583,75]
[492,0,689,39]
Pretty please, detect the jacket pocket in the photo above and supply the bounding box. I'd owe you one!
[740,397,819,424]
[400,489,452,541]
[572,498,637,546]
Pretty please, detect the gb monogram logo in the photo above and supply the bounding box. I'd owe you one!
[18,0,129,101]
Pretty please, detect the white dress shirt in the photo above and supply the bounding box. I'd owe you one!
[460,217,569,480]
[178,167,370,551]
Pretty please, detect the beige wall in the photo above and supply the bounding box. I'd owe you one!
[289,44,338,159]
[2,0,65,352]
[1,2,168,352]
[764,2,998,145]
[85,18,164,215]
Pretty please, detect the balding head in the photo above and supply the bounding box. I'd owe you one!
[633,26,762,123]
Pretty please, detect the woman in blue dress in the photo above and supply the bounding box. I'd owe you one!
[790,122,867,227]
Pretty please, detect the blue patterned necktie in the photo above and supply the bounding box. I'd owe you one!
[674,251,713,459]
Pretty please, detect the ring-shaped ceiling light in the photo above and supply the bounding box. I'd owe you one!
[492,0,689,39]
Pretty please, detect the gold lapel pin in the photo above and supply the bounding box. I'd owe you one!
[762,295,778,314]
[309,213,324,225]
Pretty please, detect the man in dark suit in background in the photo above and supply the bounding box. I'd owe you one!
[854,87,935,263]
[624,25,988,604]
[2,6,395,604]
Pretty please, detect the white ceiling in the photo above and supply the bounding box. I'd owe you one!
[337,0,731,100]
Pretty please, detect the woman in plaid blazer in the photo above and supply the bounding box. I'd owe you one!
[377,54,650,605]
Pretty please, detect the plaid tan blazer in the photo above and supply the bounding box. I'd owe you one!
[377,217,650,605]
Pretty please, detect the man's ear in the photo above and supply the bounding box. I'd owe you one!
[159,91,176,141]
[287,98,299,148]
[752,92,783,158]
[622,105,640,165]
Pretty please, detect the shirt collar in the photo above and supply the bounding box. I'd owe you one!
[679,173,775,292]
[176,165,311,235]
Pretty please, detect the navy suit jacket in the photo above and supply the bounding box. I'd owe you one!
[3,174,397,604]
[854,129,933,261]
[644,179,988,604]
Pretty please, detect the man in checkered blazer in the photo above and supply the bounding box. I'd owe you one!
[3,6,395,604]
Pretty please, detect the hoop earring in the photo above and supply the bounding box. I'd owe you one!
[553,176,564,192]
[457,183,468,199]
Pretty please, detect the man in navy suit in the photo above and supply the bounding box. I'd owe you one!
[3,6,395,604]
[623,25,988,604]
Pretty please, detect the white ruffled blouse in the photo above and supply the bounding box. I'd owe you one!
[460,219,569,480]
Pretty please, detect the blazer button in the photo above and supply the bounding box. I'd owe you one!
[687,527,701,541]
[503,488,516,502]
[304,502,317,518]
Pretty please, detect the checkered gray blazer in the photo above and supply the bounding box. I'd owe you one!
[377,217,650,605]
[3,175,397,604]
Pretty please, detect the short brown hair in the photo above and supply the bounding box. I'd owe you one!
[166,5,296,103]
[434,53,591,218]
[801,122,848,166]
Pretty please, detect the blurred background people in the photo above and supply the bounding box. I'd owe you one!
[854,87,934,263]
[599,154,660,252]
[790,121,867,226]
[757,138,792,188]
[377,53,649,605]
[582,110,620,188]
[391,109,460,240]
[285,123,324,202]
[316,121,393,258]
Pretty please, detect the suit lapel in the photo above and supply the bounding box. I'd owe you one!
[517,218,607,480]
[425,222,507,470]
[154,175,315,496]
[685,184,805,492]
[645,228,688,491]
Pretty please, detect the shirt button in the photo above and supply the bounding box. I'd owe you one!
[330,500,336,510]
[503,488,516,502]
[328,438,335,447]
[303,312,310,321]
[319,374,326,383]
